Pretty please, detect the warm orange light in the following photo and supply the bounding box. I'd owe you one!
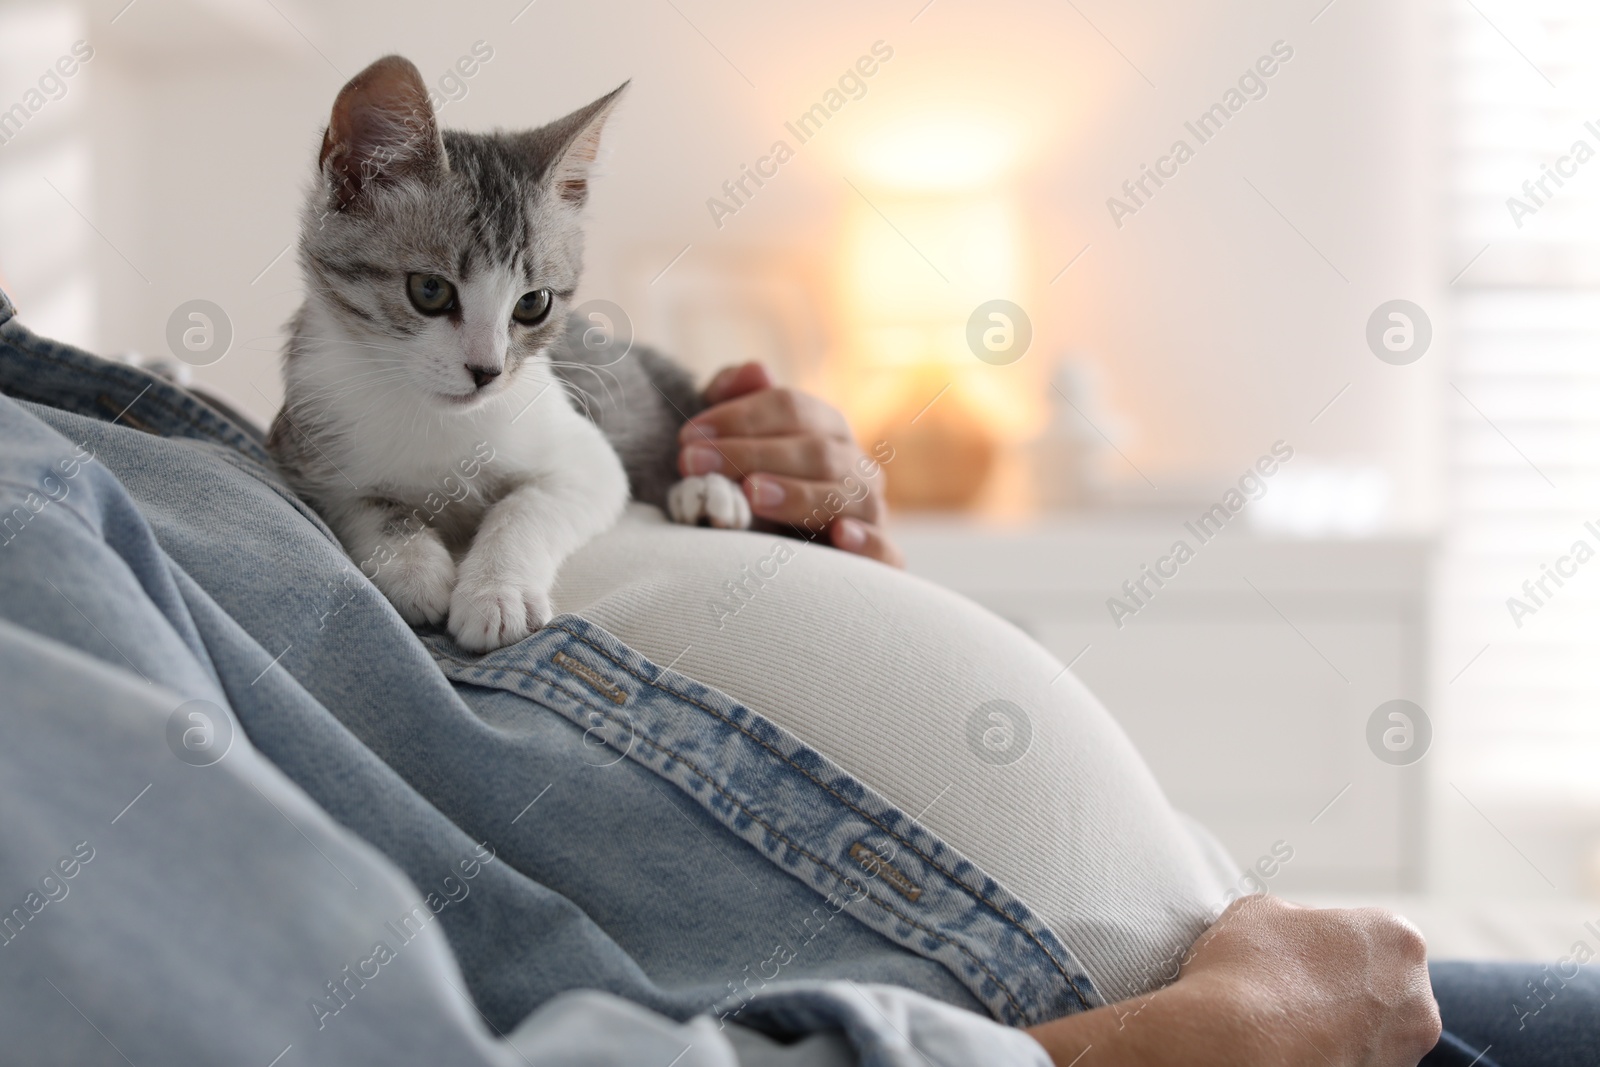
[832,185,1043,444]
[850,113,1025,193]
[823,106,1048,513]
[839,192,1020,361]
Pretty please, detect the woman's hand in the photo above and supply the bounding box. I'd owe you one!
[1025,895,1441,1067]
[678,362,904,567]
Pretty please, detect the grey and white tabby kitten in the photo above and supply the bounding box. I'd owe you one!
[268,55,749,652]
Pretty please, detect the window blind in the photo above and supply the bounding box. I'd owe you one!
[1446,0,1600,805]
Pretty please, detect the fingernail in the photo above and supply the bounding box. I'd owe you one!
[683,444,722,475]
[748,476,784,509]
[681,418,716,442]
[834,518,865,549]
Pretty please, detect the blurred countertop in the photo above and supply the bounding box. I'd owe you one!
[892,511,1436,598]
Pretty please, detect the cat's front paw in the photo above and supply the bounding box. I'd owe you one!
[448,578,553,653]
[667,474,752,530]
[372,534,456,626]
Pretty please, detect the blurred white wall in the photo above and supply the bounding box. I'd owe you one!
[0,2,92,349]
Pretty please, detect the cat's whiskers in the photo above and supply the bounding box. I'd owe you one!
[293,333,417,358]
[291,369,421,410]
[294,380,415,410]
[292,358,414,386]
[296,360,412,380]
[544,359,626,417]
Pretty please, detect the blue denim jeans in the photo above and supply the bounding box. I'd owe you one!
[0,288,1059,1064]
[1424,962,1599,1067]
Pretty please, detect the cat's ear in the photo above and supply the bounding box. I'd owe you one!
[523,82,629,207]
[319,55,446,211]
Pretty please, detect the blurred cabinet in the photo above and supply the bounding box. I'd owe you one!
[898,517,1433,894]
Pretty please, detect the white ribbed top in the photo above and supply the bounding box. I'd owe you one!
[551,505,1239,1002]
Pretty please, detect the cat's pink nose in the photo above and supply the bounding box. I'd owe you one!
[467,365,501,389]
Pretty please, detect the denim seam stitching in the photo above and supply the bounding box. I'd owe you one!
[512,668,1034,1022]
[7,373,238,451]
[546,624,1095,1011]
[435,647,1034,1018]
[440,633,1091,1010]
[431,636,1091,1016]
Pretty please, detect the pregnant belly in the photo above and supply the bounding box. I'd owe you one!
[551,505,1239,1002]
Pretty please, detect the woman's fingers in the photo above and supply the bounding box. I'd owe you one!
[831,518,906,568]
[680,435,864,484]
[681,386,853,443]
[681,375,905,568]
[742,472,884,529]
[702,361,773,406]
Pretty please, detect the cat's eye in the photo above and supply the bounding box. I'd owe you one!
[407,273,457,315]
[512,289,554,326]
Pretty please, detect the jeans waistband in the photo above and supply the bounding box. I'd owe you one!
[423,614,1104,1027]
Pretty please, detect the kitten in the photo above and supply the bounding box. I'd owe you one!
[268,55,749,652]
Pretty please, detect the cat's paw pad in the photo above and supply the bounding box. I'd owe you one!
[667,474,752,530]
[448,579,552,653]
[373,536,456,626]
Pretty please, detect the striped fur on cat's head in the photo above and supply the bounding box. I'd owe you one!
[292,55,625,410]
